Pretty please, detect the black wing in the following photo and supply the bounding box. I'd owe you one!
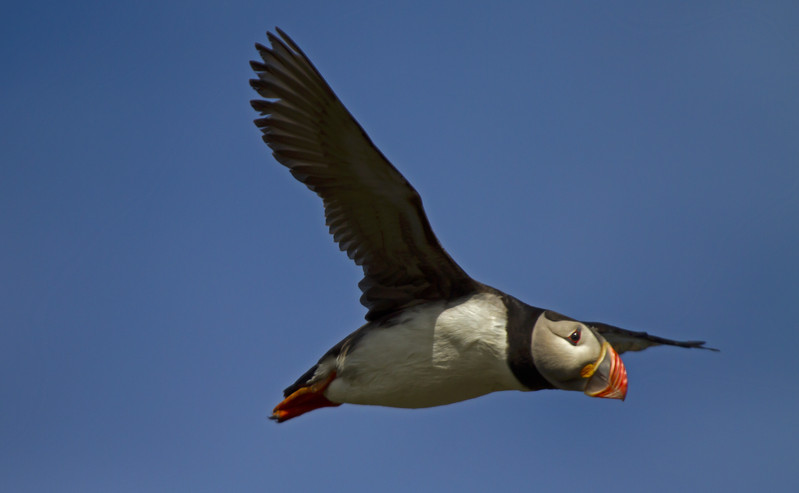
[250,29,478,321]
[588,322,719,353]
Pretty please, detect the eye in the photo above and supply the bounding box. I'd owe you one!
[568,328,581,345]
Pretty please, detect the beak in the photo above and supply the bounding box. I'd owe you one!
[583,341,628,400]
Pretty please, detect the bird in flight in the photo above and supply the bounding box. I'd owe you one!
[249,28,715,422]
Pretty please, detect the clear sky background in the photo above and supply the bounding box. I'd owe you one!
[2,1,798,492]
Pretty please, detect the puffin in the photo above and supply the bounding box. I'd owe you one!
[249,28,715,422]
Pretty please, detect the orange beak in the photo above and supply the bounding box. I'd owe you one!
[583,341,628,400]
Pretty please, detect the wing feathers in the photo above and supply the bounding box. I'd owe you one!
[590,322,719,353]
[251,29,478,320]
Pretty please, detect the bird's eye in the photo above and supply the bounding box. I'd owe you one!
[568,329,581,345]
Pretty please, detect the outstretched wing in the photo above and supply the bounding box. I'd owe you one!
[249,28,478,321]
[589,322,719,354]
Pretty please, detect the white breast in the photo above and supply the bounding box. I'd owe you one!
[323,293,527,408]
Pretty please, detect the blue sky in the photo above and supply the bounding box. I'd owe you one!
[2,1,798,491]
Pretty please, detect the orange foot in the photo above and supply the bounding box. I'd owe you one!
[270,372,341,422]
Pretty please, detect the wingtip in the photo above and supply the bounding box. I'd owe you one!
[267,27,288,47]
[684,340,720,352]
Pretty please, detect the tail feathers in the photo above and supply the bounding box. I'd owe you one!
[271,371,340,422]
[281,364,321,397]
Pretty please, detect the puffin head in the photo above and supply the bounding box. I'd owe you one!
[531,310,628,400]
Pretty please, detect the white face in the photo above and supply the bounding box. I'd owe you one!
[530,311,607,392]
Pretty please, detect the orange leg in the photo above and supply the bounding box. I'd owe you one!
[271,372,341,422]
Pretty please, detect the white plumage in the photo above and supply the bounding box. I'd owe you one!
[323,294,527,408]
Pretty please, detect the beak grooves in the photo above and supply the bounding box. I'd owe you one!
[585,342,628,400]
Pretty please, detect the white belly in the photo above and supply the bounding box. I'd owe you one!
[323,293,527,408]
